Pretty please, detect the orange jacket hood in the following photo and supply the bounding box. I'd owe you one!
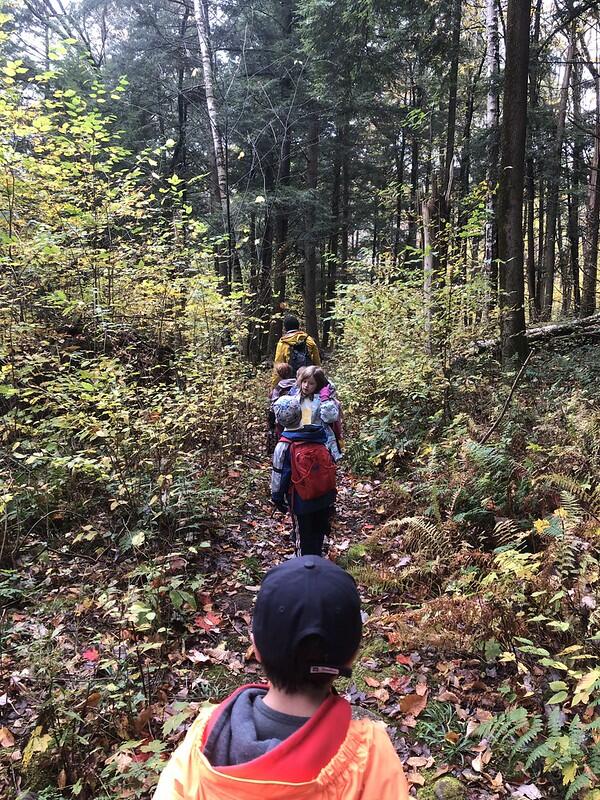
[153,684,409,800]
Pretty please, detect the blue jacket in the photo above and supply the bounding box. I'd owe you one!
[271,426,336,514]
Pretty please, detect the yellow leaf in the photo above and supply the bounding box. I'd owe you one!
[21,726,52,768]
[562,762,577,785]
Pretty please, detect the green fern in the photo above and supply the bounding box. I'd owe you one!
[565,773,591,799]
[589,741,600,775]
[475,706,529,751]
[465,442,518,475]
[558,491,586,521]
[547,705,562,738]
[545,473,600,518]
[552,531,580,582]
[525,740,554,770]
[512,716,543,754]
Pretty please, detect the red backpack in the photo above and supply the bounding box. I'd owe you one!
[281,438,336,501]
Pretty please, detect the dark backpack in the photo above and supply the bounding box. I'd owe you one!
[281,438,336,501]
[288,336,313,376]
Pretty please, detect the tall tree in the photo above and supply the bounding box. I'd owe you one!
[497,0,530,365]
[304,108,320,343]
[581,64,600,317]
[484,0,500,313]
[538,28,575,320]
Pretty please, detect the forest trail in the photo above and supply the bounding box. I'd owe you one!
[190,458,388,677]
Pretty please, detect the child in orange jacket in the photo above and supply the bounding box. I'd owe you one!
[153,556,409,800]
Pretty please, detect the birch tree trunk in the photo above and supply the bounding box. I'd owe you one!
[193,0,226,212]
[483,0,500,316]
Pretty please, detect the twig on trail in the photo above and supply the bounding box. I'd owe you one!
[479,350,533,445]
[36,544,101,563]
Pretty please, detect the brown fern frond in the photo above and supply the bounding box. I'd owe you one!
[544,474,600,520]
[348,565,402,594]
[493,517,527,549]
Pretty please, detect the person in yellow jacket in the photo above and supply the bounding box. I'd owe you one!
[153,556,409,800]
[272,314,321,387]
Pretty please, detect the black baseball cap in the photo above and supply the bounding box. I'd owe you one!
[252,556,362,678]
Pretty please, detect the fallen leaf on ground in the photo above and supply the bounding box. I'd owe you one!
[82,647,99,662]
[0,727,15,748]
[400,691,428,717]
[511,785,542,799]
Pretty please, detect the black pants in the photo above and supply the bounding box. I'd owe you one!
[293,509,331,556]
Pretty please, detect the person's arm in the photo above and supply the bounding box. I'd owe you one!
[271,442,290,510]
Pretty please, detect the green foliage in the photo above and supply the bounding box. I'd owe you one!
[0,44,255,564]
[415,702,472,763]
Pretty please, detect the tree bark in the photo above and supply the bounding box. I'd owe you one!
[422,178,439,353]
[194,0,226,208]
[539,30,575,320]
[304,110,320,343]
[322,122,342,348]
[569,54,583,315]
[266,0,294,354]
[525,0,543,319]
[497,0,530,365]
[444,0,462,197]
[581,72,600,317]
[484,0,500,315]
[392,131,406,271]
[193,0,232,289]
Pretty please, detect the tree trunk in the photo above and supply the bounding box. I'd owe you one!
[581,72,600,317]
[339,120,350,285]
[525,0,542,319]
[304,110,320,343]
[407,82,421,250]
[422,177,439,353]
[194,0,226,206]
[322,122,342,348]
[392,131,406,271]
[444,0,462,197]
[497,0,530,365]
[484,0,500,315]
[539,30,575,320]
[193,0,231,289]
[569,54,583,315]
[267,0,293,354]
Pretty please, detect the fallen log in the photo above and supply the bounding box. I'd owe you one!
[471,312,600,355]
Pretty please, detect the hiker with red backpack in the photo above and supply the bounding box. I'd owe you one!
[271,314,321,387]
[290,366,344,463]
[271,396,336,557]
